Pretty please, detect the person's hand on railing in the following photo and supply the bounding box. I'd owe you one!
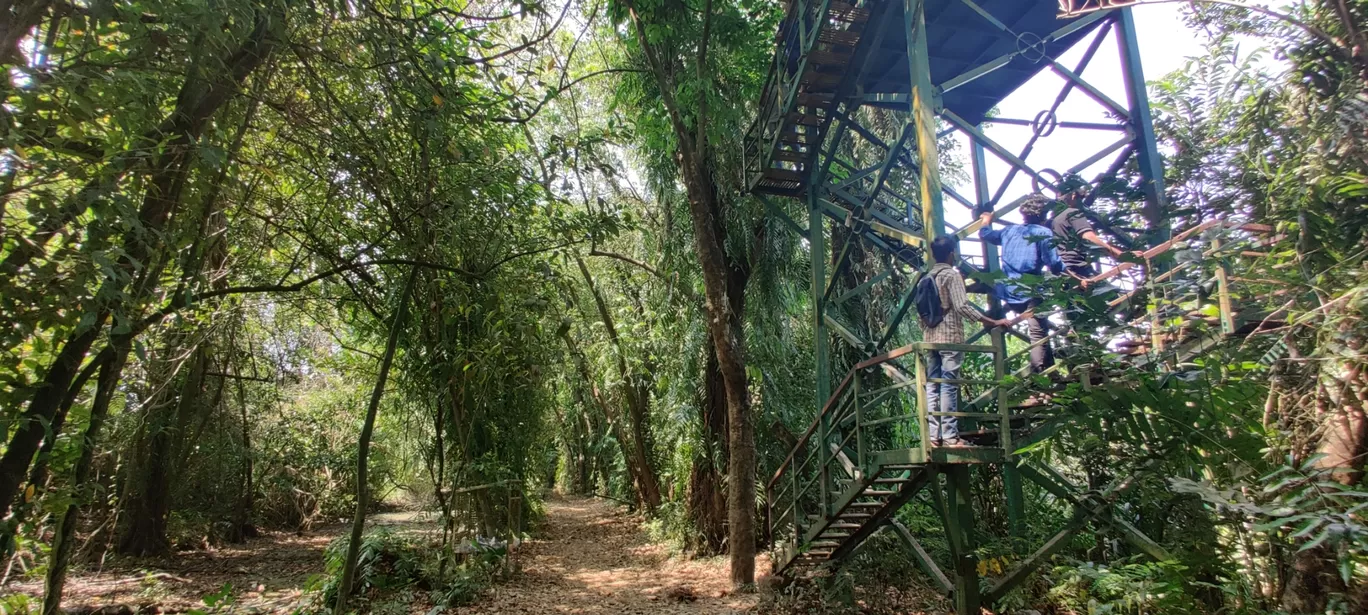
[979,314,1011,330]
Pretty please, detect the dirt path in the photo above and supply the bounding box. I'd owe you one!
[459,494,762,615]
[1,512,437,613]
[3,497,766,613]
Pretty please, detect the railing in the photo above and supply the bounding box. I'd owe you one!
[443,479,524,565]
[742,0,879,189]
[766,217,1281,562]
[766,334,1009,555]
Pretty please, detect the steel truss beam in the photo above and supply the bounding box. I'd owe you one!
[753,3,1173,613]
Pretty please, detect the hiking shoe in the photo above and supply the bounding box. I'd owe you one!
[938,437,971,448]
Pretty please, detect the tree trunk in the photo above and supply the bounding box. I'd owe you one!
[689,231,754,555]
[117,343,212,556]
[678,159,755,585]
[557,325,647,505]
[573,256,661,510]
[0,348,108,562]
[334,266,418,615]
[42,340,130,615]
[1282,356,1368,612]
[689,348,729,555]
[0,10,279,524]
[229,364,258,542]
[616,0,755,586]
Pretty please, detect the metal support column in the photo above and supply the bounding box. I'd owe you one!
[972,138,1002,319]
[992,327,1025,539]
[906,0,943,241]
[944,466,981,614]
[810,190,831,409]
[1117,8,1169,248]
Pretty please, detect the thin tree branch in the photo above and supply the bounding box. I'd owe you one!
[624,0,697,155]
[696,0,714,151]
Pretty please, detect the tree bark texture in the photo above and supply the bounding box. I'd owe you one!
[624,2,756,583]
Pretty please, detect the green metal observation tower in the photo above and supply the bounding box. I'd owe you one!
[745,1,1279,613]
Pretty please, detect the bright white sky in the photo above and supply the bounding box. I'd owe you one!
[946,3,1217,263]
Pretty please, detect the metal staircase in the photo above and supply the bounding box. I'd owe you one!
[745,1,883,196]
[767,220,1278,582]
[746,2,1285,613]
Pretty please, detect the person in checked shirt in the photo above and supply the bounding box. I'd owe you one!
[920,236,1007,447]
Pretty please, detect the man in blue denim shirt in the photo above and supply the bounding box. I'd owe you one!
[978,195,1063,373]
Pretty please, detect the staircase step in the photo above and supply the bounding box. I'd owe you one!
[807,49,853,67]
[862,490,896,497]
[800,70,843,89]
[827,2,870,23]
[796,93,836,107]
[818,29,862,47]
[764,168,805,183]
[829,522,862,529]
[874,478,912,484]
[772,150,809,164]
[838,513,874,520]
[787,111,825,126]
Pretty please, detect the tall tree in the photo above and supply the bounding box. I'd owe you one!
[610,0,777,585]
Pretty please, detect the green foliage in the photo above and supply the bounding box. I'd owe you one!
[1046,560,1196,615]
[0,594,33,615]
[316,527,509,612]
[1172,458,1368,586]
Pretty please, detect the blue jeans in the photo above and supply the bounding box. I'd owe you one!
[925,350,963,442]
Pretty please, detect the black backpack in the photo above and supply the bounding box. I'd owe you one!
[914,270,945,328]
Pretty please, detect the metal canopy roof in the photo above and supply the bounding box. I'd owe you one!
[861,1,1103,125]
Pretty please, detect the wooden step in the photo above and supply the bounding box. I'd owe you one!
[838,513,874,520]
[846,502,884,508]
[807,49,853,67]
[811,540,843,548]
[874,477,912,484]
[862,490,896,497]
[818,28,862,47]
[800,70,842,89]
[772,150,809,164]
[764,168,804,183]
[829,522,862,530]
[796,93,836,107]
[787,111,824,126]
[827,2,870,23]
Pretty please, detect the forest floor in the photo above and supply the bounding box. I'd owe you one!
[457,494,761,614]
[2,495,765,614]
[0,511,430,613]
